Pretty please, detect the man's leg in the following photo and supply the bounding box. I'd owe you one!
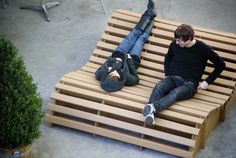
[143,77,176,124]
[113,29,143,56]
[153,81,196,113]
[144,79,196,125]
[129,20,154,64]
[148,76,176,104]
[135,0,156,31]
[113,0,156,58]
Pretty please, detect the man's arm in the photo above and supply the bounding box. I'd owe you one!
[95,63,109,81]
[205,48,226,85]
[198,47,225,90]
[164,41,174,76]
[125,55,139,86]
[95,57,116,81]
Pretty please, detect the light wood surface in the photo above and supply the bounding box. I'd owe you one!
[45,9,236,158]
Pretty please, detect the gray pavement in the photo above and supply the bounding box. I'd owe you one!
[0,0,236,158]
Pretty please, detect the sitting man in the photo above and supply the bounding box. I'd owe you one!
[143,24,226,125]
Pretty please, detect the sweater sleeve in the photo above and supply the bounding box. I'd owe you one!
[164,41,174,76]
[95,62,108,81]
[127,58,138,76]
[125,58,139,86]
[205,46,226,84]
[95,57,115,81]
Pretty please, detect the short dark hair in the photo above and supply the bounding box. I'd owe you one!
[107,75,119,81]
[174,24,195,41]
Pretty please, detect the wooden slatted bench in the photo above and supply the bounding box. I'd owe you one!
[45,9,236,158]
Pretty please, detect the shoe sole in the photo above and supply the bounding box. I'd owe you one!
[142,104,155,117]
[145,115,155,125]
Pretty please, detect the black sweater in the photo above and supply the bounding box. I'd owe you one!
[164,40,226,87]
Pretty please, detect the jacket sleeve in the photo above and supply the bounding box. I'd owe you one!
[125,58,139,86]
[95,58,114,81]
[164,41,174,76]
[205,46,226,84]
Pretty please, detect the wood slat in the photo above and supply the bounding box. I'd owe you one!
[56,107,195,147]
[48,96,200,135]
[47,103,197,146]
[52,84,204,124]
[46,9,236,157]
[116,9,236,39]
[112,12,236,45]
[57,78,204,123]
[91,49,234,94]
[89,54,235,88]
[103,26,236,70]
[111,12,236,52]
[82,62,232,103]
[63,73,151,98]
[55,83,144,111]
[64,71,221,114]
[45,114,193,158]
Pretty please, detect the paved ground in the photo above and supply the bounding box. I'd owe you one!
[1,0,236,158]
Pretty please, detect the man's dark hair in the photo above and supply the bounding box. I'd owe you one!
[174,24,195,41]
[107,75,120,81]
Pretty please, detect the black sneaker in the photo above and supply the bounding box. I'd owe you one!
[142,103,156,117]
[147,0,157,18]
[145,113,155,125]
[148,0,155,9]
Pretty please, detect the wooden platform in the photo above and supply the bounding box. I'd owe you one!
[45,9,236,158]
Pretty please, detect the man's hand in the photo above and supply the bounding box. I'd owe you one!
[198,81,209,90]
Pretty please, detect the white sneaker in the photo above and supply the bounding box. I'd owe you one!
[142,103,156,117]
[145,113,155,125]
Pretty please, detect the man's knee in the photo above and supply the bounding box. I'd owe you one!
[169,90,178,101]
[153,84,164,95]
[171,85,195,101]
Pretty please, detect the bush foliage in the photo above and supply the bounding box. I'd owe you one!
[0,38,43,148]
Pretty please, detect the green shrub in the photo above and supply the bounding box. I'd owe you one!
[0,38,43,148]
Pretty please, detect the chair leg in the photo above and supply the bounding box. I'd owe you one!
[99,0,106,14]
[20,0,60,22]
[2,0,12,8]
[2,0,6,8]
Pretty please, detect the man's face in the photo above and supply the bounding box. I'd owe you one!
[175,38,191,47]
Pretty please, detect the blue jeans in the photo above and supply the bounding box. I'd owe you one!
[148,76,196,113]
[114,28,149,63]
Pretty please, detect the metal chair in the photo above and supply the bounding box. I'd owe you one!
[1,0,11,8]
[20,0,60,22]
[100,0,106,14]
[20,0,106,21]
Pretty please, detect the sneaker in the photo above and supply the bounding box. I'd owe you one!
[142,103,156,117]
[145,113,155,125]
[147,0,157,18]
